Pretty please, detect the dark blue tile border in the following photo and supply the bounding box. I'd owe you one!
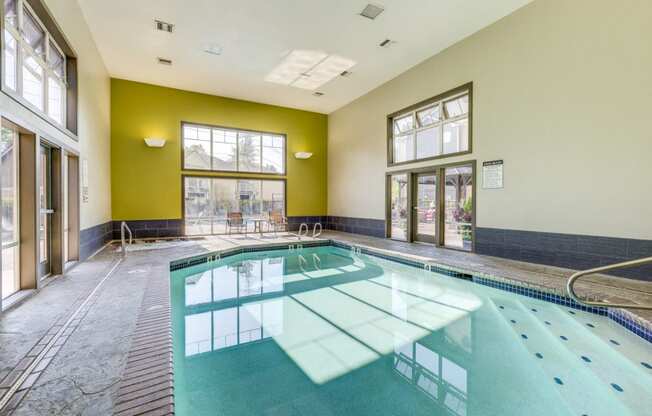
[169,239,652,344]
[112,219,183,240]
[79,221,112,260]
[476,227,652,282]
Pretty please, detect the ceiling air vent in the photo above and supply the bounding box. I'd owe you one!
[360,4,384,20]
[157,57,172,65]
[313,92,324,97]
[155,20,174,33]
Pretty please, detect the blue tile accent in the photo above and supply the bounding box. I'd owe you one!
[476,227,652,281]
[609,339,620,346]
[535,352,543,359]
[554,377,563,385]
[80,221,113,260]
[641,362,651,369]
[611,383,623,392]
[586,323,595,328]
[510,319,516,324]
[560,335,568,341]
[521,334,528,339]
[545,321,551,325]
[581,356,591,363]
[112,219,183,240]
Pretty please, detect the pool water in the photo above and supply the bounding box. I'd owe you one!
[171,246,652,416]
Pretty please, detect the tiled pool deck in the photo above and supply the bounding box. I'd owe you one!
[0,231,650,415]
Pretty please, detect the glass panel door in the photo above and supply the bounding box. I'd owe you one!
[413,173,437,243]
[39,144,52,277]
[444,165,473,250]
[389,174,409,240]
[1,125,20,298]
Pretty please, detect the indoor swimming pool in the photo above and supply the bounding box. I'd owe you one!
[171,245,652,416]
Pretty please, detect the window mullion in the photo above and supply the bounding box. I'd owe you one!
[209,128,214,171]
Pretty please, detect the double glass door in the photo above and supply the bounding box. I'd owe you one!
[39,144,53,277]
[388,163,474,251]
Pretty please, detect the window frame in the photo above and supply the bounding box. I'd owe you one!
[387,82,473,167]
[181,121,287,176]
[1,0,77,136]
[181,174,288,236]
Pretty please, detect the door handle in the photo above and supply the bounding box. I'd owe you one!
[41,209,55,214]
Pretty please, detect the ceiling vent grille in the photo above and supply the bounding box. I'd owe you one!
[155,20,174,33]
[360,4,384,20]
[157,57,172,65]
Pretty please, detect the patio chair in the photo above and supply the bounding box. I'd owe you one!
[267,210,288,236]
[226,212,247,235]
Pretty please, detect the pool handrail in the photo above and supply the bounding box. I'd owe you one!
[120,221,133,256]
[567,256,652,310]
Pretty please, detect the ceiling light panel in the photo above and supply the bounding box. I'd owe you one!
[265,50,356,90]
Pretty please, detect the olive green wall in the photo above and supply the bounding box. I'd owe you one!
[111,79,327,220]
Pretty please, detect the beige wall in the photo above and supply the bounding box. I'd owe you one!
[44,0,111,229]
[328,0,652,240]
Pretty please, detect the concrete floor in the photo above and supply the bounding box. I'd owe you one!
[0,231,650,415]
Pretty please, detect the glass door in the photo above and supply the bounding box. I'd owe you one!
[413,173,437,243]
[389,174,409,240]
[1,125,20,298]
[444,165,474,250]
[39,144,53,277]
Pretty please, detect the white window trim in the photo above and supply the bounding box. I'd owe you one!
[2,0,67,126]
[391,90,470,164]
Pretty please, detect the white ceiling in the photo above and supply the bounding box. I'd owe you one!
[78,0,531,114]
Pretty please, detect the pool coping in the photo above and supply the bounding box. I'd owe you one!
[113,237,652,415]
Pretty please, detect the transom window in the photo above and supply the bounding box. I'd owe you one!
[183,123,285,174]
[389,84,471,165]
[2,0,67,126]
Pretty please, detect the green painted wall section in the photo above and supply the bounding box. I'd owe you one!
[111,78,327,220]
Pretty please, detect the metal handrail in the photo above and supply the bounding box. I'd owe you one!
[567,256,652,310]
[297,223,308,240]
[313,223,322,238]
[120,221,133,256]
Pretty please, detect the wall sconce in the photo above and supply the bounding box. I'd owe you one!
[294,152,313,159]
[144,137,166,148]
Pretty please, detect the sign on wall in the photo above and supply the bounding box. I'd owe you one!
[82,159,89,203]
[482,160,504,189]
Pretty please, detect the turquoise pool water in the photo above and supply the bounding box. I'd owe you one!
[171,246,652,416]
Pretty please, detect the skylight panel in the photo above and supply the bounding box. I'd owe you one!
[265,50,356,90]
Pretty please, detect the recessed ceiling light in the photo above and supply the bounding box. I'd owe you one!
[155,20,174,33]
[157,57,172,65]
[204,43,222,56]
[360,4,384,20]
[265,50,356,90]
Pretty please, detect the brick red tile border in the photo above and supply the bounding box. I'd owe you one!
[113,272,174,415]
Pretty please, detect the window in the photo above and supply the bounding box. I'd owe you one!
[183,123,286,174]
[1,125,20,299]
[2,0,68,126]
[388,84,471,165]
[184,176,285,235]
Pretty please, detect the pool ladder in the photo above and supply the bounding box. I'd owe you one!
[566,255,652,310]
[296,222,322,240]
[120,221,133,256]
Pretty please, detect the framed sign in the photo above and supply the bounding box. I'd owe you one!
[482,160,504,189]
